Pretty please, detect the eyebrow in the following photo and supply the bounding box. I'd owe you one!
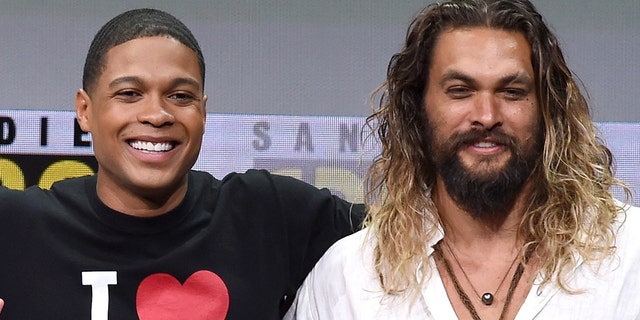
[108,76,202,91]
[169,77,202,91]
[439,70,534,88]
[108,76,143,89]
[497,73,534,87]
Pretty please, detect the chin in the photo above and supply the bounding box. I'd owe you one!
[463,159,509,178]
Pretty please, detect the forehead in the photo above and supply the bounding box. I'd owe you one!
[430,27,533,79]
[99,36,203,88]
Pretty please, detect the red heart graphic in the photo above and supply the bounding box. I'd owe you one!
[136,270,229,320]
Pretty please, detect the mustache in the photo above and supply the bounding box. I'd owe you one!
[447,128,517,151]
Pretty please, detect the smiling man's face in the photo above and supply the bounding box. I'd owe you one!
[423,27,542,216]
[76,36,207,215]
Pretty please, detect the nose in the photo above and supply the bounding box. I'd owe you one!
[137,95,175,127]
[470,92,502,130]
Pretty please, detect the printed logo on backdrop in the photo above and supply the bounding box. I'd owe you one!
[249,117,371,203]
[0,111,95,190]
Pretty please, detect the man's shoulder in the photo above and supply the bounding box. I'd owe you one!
[0,175,92,201]
[617,202,640,241]
[216,169,303,184]
[316,229,374,272]
[618,202,640,231]
[610,202,640,268]
[294,228,395,316]
[211,169,325,198]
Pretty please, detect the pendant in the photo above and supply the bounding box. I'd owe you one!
[481,293,494,305]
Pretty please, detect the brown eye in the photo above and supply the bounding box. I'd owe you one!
[446,86,472,99]
[168,92,197,106]
[115,90,142,102]
[118,90,139,97]
[169,93,192,100]
[502,88,527,100]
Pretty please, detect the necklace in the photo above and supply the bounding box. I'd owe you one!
[443,241,519,306]
[434,242,526,320]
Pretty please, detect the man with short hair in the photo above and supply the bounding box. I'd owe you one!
[0,8,363,319]
[286,0,640,319]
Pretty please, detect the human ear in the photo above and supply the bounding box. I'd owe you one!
[201,94,208,125]
[75,89,93,132]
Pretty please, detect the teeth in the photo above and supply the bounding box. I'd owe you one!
[474,141,496,148]
[130,141,174,152]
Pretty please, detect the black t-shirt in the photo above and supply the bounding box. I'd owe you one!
[0,169,363,319]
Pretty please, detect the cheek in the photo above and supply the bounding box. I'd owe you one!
[505,101,539,128]
[426,107,465,140]
[187,118,206,141]
[179,110,205,130]
[193,117,205,135]
[514,111,543,148]
[522,110,541,135]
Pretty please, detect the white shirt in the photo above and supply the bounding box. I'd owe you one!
[286,204,640,319]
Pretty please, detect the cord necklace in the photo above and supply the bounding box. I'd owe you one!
[434,241,527,320]
[443,241,519,306]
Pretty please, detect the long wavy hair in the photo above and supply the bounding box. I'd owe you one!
[364,0,630,296]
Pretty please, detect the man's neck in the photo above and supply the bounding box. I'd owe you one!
[96,174,189,218]
[432,178,533,251]
[431,179,538,319]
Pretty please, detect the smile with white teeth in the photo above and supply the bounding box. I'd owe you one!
[474,141,497,148]
[129,140,175,152]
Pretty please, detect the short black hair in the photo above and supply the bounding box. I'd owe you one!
[82,8,205,94]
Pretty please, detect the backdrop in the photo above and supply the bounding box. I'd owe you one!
[0,1,638,205]
[0,110,638,205]
[0,0,638,120]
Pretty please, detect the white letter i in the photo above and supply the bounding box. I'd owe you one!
[82,271,118,320]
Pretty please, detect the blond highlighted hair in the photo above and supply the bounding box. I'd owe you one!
[364,0,630,297]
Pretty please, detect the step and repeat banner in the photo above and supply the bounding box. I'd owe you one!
[0,110,638,205]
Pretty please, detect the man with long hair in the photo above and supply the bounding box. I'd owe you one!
[287,0,640,319]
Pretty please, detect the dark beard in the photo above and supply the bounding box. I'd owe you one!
[428,126,543,219]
